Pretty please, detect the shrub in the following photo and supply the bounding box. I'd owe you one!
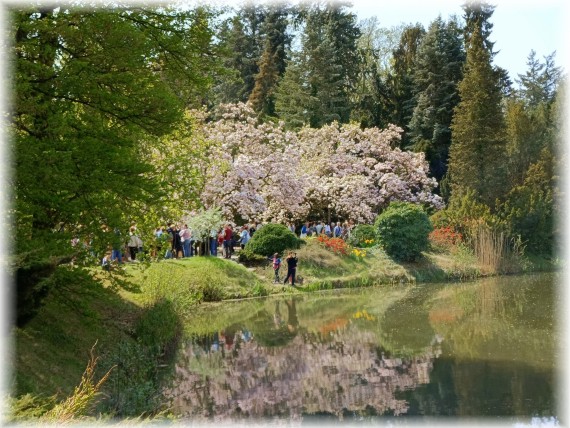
[375,202,432,261]
[429,226,463,251]
[347,224,377,247]
[316,235,349,256]
[244,223,301,257]
[237,249,269,265]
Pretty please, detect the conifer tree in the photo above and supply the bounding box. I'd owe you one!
[503,51,562,190]
[274,52,312,129]
[387,23,425,142]
[275,1,360,128]
[210,4,266,105]
[462,0,495,53]
[248,4,291,117]
[448,23,507,209]
[407,16,464,186]
[350,18,392,128]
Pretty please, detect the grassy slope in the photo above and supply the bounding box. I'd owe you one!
[252,239,485,290]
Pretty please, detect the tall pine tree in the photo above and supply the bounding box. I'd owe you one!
[407,16,464,187]
[448,22,507,209]
[387,23,425,143]
[275,1,360,128]
[248,3,291,117]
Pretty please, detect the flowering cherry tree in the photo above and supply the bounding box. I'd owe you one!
[200,103,310,222]
[182,103,442,224]
[297,122,444,222]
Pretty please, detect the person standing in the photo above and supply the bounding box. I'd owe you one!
[223,224,233,259]
[300,222,308,238]
[316,221,324,235]
[127,226,142,261]
[180,224,192,257]
[283,251,298,286]
[239,226,251,250]
[111,227,123,265]
[210,228,219,256]
[174,224,183,258]
[249,222,257,238]
[324,222,332,237]
[288,222,296,234]
[271,252,281,283]
[217,229,225,257]
[333,222,342,238]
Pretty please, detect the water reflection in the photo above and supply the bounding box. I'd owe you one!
[163,273,558,422]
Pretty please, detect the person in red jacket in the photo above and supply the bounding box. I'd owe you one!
[223,224,233,259]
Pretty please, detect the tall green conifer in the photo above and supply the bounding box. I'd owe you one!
[387,23,425,142]
[248,4,291,117]
[274,1,360,128]
[408,16,464,186]
[448,23,507,209]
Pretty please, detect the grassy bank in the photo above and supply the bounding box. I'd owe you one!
[9,240,557,422]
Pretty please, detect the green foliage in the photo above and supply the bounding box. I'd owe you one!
[237,249,270,265]
[347,224,377,247]
[198,281,224,302]
[431,190,499,231]
[449,23,507,209]
[275,2,360,128]
[500,149,556,255]
[137,258,264,311]
[350,19,400,128]
[375,202,432,261]
[103,341,161,417]
[252,283,269,297]
[40,344,113,424]
[407,16,464,183]
[12,6,219,324]
[248,5,291,117]
[135,299,181,355]
[8,394,57,422]
[244,223,301,257]
[387,23,425,142]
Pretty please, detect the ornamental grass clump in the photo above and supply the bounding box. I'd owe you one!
[40,343,114,424]
[375,202,433,261]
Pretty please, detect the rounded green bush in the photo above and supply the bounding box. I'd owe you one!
[347,224,377,247]
[375,202,433,261]
[244,223,301,257]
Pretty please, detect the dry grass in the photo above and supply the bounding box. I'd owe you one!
[469,225,508,274]
[40,342,114,424]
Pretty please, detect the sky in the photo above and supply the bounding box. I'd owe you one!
[349,0,569,81]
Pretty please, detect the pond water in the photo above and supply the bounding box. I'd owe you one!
[163,273,560,424]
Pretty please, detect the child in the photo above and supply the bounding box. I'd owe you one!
[101,252,112,271]
[272,252,281,283]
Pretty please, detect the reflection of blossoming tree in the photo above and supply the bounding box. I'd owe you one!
[191,103,443,223]
[165,320,442,421]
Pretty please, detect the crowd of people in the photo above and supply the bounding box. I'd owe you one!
[102,222,264,268]
[101,219,356,287]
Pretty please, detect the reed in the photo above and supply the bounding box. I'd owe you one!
[469,224,508,274]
